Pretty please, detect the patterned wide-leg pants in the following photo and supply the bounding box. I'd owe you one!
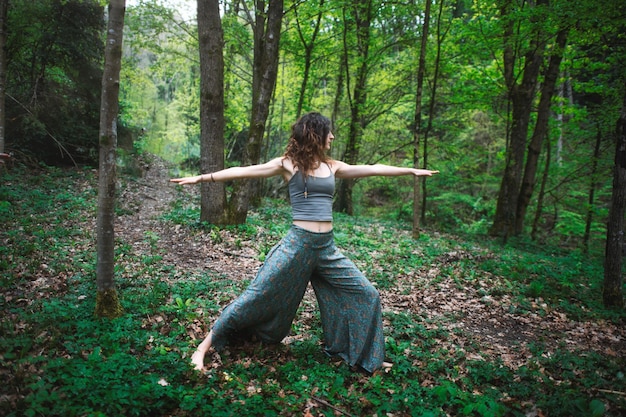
[210,225,385,373]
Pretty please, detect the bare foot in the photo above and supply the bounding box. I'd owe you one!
[381,361,393,373]
[191,349,206,371]
[190,330,213,371]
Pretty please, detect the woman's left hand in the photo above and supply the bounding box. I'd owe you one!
[413,169,439,177]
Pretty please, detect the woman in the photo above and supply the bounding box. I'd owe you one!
[170,112,438,374]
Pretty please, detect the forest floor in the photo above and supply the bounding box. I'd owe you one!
[3,154,626,416]
[115,155,626,377]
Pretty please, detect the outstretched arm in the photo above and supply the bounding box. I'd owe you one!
[334,160,439,179]
[170,157,286,185]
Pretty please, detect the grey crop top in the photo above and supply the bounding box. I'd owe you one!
[288,169,335,222]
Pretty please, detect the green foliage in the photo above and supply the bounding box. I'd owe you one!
[121,0,201,166]
[3,163,625,415]
[3,0,622,260]
[6,0,105,165]
[3,1,623,410]
[431,192,494,233]
[477,239,617,321]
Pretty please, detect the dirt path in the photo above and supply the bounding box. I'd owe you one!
[116,156,264,282]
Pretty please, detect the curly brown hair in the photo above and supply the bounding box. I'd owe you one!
[284,112,332,175]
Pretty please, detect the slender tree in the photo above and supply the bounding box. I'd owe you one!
[0,0,7,160]
[331,38,346,131]
[95,0,126,318]
[603,90,625,309]
[490,0,548,240]
[515,28,568,235]
[198,0,226,224]
[293,0,324,118]
[531,133,552,240]
[227,0,283,223]
[582,125,602,254]
[420,0,449,226]
[411,0,431,238]
[334,0,372,215]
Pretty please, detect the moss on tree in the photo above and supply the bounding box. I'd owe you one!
[94,288,124,318]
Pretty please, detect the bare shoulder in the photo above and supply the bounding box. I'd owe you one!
[266,156,287,168]
[236,157,288,179]
[329,159,348,173]
[276,156,296,180]
[331,159,355,177]
[279,156,295,171]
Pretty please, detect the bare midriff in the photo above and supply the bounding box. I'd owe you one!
[293,220,333,233]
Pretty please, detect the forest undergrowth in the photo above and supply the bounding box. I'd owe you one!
[1,156,625,417]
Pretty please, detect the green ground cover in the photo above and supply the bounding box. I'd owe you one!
[1,165,624,416]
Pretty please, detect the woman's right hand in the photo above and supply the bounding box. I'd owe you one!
[170,175,202,185]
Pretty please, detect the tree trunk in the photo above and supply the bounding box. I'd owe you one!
[603,90,626,309]
[95,0,125,319]
[489,0,546,240]
[227,0,283,224]
[294,0,324,118]
[515,28,568,235]
[334,0,372,215]
[412,0,431,238]
[331,17,346,131]
[420,0,447,227]
[198,0,226,224]
[531,133,551,241]
[0,0,7,159]
[583,125,602,254]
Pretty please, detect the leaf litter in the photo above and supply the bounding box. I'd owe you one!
[2,156,625,415]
